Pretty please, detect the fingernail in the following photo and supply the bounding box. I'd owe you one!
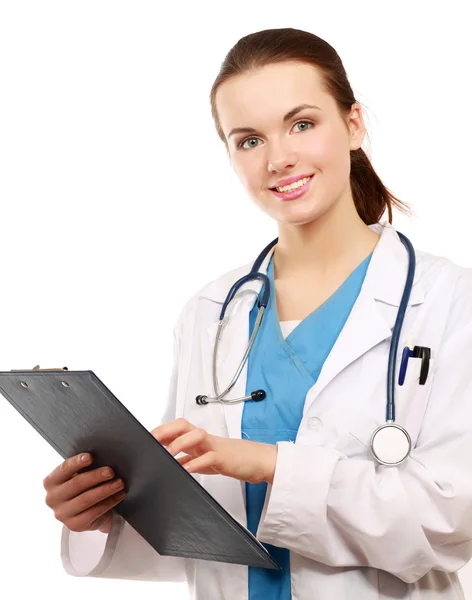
[80,454,91,463]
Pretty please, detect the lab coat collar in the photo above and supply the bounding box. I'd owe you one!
[199,221,425,307]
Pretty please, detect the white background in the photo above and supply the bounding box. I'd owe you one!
[0,1,471,598]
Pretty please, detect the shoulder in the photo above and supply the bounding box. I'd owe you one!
[416,250,472,347]
[417,247,469,281]
[173,259,254,337]
[416,248,472,305]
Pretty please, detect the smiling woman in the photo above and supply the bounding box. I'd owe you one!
[210,32,409,230]
[51,27,472,600]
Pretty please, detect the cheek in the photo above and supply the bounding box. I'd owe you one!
[305,130,338,164]
[233,156,263,191]
[304,123,349,167]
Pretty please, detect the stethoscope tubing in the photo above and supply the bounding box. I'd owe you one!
[201,231,416,457]
[212,306,266,400]
[386,232,415,422]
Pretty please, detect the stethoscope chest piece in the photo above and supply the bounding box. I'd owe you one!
[370,422,412,466]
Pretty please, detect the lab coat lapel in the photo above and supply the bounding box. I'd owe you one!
[303,223,425,412]
[204,249,276,440]
[213,292,255,439]
[305,291,391,408]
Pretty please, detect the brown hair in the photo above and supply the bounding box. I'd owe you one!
[209,28,410,225]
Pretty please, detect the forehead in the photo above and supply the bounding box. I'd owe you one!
[215,61,331,134]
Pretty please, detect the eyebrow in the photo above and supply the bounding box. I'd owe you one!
[227,103,322,138]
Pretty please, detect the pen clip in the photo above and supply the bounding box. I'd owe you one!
[412,347,431,385]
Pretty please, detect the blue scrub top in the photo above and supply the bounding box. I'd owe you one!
[242,252,373,600]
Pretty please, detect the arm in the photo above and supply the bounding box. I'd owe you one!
[257,270,472,583]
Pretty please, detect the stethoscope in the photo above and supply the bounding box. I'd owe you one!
[196,231,416,466]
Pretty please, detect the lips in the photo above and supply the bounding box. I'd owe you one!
[270,174,315,201]
[270,173,314,190]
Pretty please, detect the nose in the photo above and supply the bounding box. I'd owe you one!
[267,153,298,173]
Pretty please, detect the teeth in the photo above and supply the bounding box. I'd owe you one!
[276,176,310,193]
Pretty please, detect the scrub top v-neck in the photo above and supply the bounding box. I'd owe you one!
[241,251,373,600]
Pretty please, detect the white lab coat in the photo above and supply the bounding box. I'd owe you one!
[61,222,472,599]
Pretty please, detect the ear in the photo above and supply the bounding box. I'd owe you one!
[348,103,366,151]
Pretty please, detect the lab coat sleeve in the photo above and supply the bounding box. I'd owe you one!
[61,316,189,581]
[256,269,472,584]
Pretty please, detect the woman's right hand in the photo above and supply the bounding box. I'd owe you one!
[43,453,126,534]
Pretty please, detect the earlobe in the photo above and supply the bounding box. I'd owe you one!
[351,128,366,152]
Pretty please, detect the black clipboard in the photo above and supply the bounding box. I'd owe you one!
[0,369,280,570]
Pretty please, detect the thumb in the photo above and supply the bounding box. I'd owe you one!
[95,513,112,534]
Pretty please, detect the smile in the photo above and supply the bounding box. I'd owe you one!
[275,176,311,193]
[270,175,314,201]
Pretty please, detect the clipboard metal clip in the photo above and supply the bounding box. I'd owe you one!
[10,365,69,372]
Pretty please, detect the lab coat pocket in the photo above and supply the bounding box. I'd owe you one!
[349,357,435,453]
[395,357,435,446]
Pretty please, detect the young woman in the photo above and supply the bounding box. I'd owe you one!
[44,28,472,599]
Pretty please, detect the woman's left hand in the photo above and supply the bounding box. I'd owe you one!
[151,418,277,485]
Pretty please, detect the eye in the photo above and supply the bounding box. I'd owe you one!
[238,119,315,150]
[292,120,314,133]
[239,137,260,150]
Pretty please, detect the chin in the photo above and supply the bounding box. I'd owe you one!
[275,205,325,227]
[283,217,319,227]
[256,193,331,226]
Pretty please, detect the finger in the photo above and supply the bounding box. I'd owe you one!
[175,454,193,466]
[176,453,216,474]
[167,428,208,457]
[151,418,195,444]
[183,451,220,475]
[46,465,117,507]
[53,477,126,523]
[43,453,93,490]
[152,420,194,445]
[64,489,126,533]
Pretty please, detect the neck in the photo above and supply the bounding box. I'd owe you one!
[273,196,380,280]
